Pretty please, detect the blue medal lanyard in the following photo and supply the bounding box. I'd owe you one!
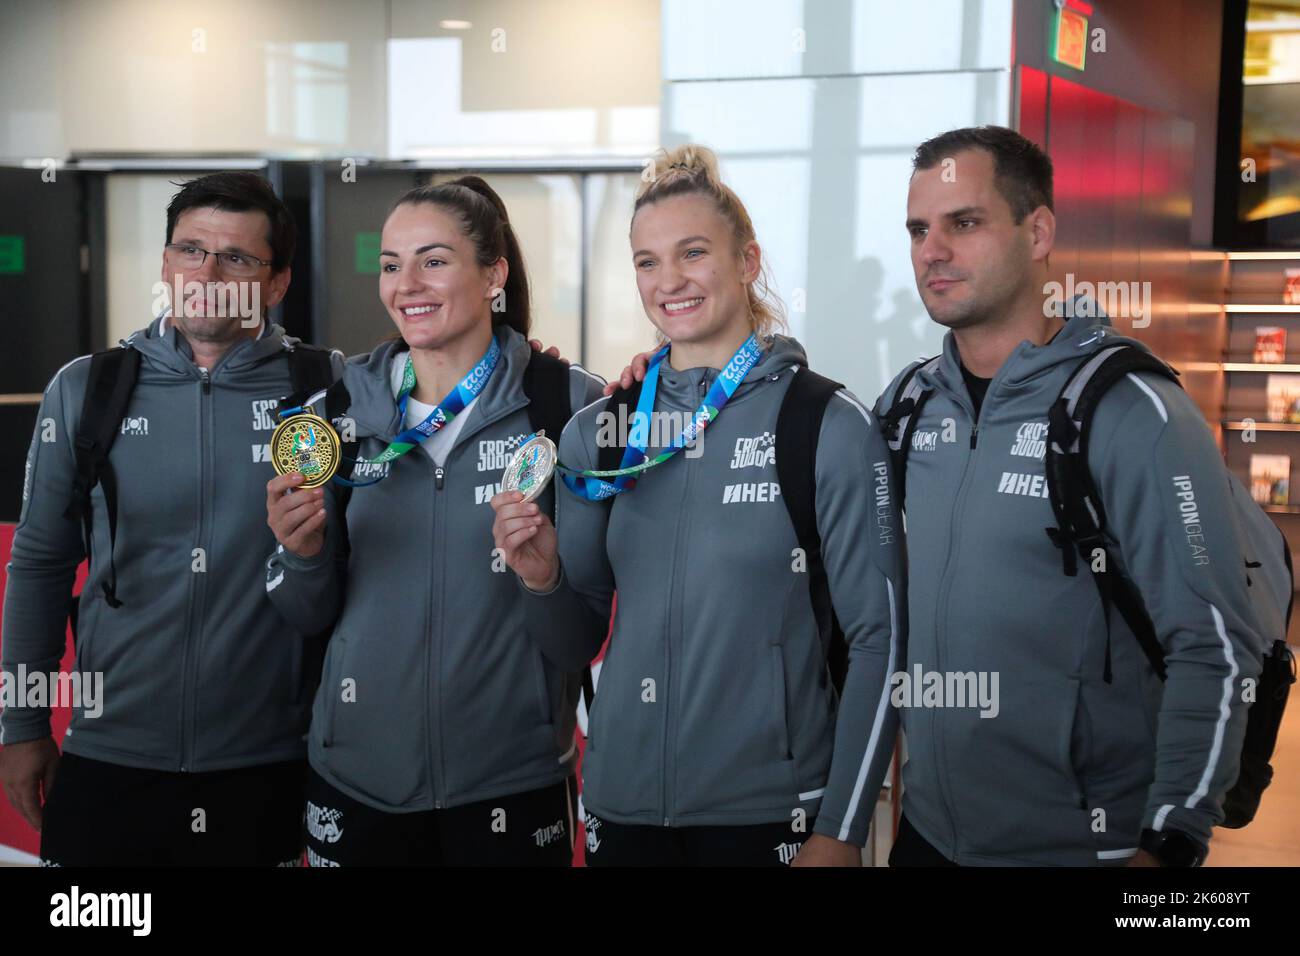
[560,334,764,501]
[278,336,502,488]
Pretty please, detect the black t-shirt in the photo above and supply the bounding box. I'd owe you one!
[960,363,991,419]
[958,323,1065,418]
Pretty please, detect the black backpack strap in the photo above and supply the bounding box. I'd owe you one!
[283,343,337,409]
[595,379,645,476]
[287,343,335,399]
[878,357,939,513]
[574,373,647,725]
[63,347,142,609]
[520,350,596,717]
[1044,344,1181,682]
[775,366,848,692]
[522,350,573,457]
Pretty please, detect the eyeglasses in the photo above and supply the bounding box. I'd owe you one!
[164,243,272,278]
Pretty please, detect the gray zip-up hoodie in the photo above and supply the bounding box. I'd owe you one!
[2,316,344,771]
[264,325,605,812]
[518,336,905,844]
[873,313,1263,865]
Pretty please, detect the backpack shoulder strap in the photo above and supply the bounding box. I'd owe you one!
[878,356,939,512]
[1044,344,1181,681]
[284,343,337,408]
[64,346,142,608]
[280,344,359,528]
[775,366,848,691]
[1045,344,1181,566]
[595,379,645,476]
[775,365,843,566]
[521,351,589,718]
[522,349,573,441]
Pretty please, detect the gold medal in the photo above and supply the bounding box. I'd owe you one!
[502,431,557,503]
[270,408,341,489]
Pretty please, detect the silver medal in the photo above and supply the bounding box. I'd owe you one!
[502,431,557,503]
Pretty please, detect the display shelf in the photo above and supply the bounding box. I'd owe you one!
[1223,421,1300,431]
[1224,362,1300,372]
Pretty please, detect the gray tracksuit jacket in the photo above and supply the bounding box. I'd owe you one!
[264,326,605,812]
[519,336,905,844]
[874,314,1263,865]
[1,316,344,771]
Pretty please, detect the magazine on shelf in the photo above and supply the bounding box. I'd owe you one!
[1254,326,1287,363]
[1266,374,1300,423]
[1285,269,1300,306]
[1250,454,1291,506]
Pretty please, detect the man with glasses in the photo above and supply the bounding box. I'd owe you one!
[0,172,342,865]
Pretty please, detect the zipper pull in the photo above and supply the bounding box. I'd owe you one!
[435,466,445,490]
[199,367,210,393]
[969,425,978,449]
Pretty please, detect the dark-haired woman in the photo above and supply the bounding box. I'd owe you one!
[264,177,604,866]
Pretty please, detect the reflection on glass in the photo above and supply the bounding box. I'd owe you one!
[265,42,350,146]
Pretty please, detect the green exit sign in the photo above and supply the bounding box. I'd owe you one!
[0,235,25,274]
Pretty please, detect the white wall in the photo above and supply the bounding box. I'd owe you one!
[659,0,1013,405]
[0,0,389,161]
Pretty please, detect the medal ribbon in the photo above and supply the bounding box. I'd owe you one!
[277,335,501,488]
[559,333,763,501]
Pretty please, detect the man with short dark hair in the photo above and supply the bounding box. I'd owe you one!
[878,126,1262,867]
[0,171,342,865]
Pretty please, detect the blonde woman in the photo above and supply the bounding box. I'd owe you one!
[492,147,905,866]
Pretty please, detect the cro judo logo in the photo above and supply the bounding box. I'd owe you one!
[730,432,775,470]
[306,801,344,844]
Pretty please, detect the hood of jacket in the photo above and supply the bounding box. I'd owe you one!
[124,312,303,379]
[917,311,1161,410]
[648,333,810,413]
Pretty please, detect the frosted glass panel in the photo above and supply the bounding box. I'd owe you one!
[584,173,652,383]
[389,37,658,159]
[106,174,195,345]
[663,0,1011,81]
[848,0,1012,75]
[663,0,808,81]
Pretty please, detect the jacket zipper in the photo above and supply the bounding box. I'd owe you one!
[659,378,707,826]
[428,453,445,807]
[178,366,212,771]
[930,371,1002,860]
[420,398,528,808]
